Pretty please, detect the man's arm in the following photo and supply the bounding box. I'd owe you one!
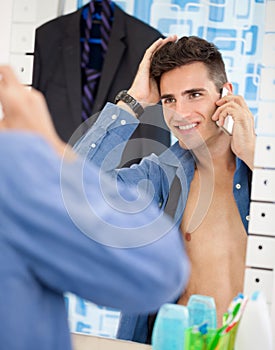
[0,132,189,313]
[73,36,178,188]
[0,65,189,313]
[74,36,178,164]
[73,102,140,168]
[212,91,256,170]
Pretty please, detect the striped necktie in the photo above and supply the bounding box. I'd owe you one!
[81,0,112,121]
[101,0,112,55]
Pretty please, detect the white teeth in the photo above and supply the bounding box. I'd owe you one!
[178,123,197,130]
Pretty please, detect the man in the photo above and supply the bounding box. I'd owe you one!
[74,35,255,342]
[0,65,190,350]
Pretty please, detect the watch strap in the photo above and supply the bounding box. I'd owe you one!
[114,90,144,118]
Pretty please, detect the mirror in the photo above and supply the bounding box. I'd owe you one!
[37,0,272,342]
[4,0,274,345]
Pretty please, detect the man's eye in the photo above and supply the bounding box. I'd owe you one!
[162,97,176,104]
[190,92,201,99]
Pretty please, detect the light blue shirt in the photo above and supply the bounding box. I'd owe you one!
[0,132,189,350]
[74,102,252,343]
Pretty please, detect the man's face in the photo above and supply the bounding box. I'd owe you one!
[160,61,221,150]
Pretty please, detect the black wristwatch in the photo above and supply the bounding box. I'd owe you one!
[114,90,144,118]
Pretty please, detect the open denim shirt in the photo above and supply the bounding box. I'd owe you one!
[74,102,251,344]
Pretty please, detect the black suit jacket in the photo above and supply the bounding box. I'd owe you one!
[32,4,170,163]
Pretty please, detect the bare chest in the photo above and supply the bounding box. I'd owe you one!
[181,168,245,242]
[179,169,247,325]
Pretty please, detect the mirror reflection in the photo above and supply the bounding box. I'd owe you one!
[6,0,273,347]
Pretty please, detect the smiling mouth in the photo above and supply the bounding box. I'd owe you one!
[178,123,198,131]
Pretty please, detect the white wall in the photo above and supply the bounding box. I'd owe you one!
[0,1,13,63]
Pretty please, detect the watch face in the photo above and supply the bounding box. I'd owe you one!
[124,95,133,104]
[115,90,127,103]
[114,90,144,118]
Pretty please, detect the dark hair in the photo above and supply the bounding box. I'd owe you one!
[150,36,228,92]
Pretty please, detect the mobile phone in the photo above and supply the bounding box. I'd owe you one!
[216,87,234,136]
[0,102,3,120]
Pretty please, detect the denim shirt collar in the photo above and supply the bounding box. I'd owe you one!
[159,141,251,232]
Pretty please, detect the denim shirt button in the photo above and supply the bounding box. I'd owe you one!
[111,114,117,120]
[246,215,250,221]
[90,143,96,149]
[121,119,126,125]
[235,183,241,190]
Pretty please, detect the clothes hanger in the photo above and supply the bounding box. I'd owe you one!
[80,0,114,45]
[77,0,110,11]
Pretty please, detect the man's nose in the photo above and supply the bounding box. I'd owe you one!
[174,101,192,118]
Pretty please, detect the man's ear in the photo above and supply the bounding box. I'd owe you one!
[223,82,233,93]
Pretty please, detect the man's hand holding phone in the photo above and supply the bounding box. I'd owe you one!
[212,85,256,170]
[216,87,234,135]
